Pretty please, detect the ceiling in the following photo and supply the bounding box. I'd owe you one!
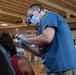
[0,0,76,29]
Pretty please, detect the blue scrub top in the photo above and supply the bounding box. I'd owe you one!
[38,12,76,73]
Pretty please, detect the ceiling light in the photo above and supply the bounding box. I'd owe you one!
[0,24,8,26]
[16,28,18,31]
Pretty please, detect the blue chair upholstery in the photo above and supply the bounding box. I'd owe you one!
[0,44,16,75]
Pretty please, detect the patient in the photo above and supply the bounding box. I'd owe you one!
[0,32,35,75]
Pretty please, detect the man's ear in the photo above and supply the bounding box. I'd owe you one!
[35,7,40,13]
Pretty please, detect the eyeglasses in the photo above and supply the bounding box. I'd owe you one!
[26,13,34,26]
[26,17,31,26]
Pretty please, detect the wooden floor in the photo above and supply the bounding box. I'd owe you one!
[31,62,46,75]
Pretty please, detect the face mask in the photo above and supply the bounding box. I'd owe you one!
[31,15,40,24]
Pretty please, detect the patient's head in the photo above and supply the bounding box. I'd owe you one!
[0,32,17,56]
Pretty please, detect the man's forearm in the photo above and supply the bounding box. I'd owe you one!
[26,34,48,46]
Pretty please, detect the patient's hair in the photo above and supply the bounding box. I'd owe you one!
[0,32,17,56]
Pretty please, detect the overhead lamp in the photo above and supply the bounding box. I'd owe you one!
[0,24,8,26]
[16,28,18,31]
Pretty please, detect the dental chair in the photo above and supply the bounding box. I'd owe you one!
[0,44,16,75]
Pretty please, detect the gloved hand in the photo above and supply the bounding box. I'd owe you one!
[17,34,27,42]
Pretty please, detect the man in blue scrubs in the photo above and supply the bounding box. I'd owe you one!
[18,4,76,75]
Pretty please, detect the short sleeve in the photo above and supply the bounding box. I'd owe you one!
[42,13,58,30]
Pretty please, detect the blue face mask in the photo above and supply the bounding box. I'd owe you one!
[31,15,40,24]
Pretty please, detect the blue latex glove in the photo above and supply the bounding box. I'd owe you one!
[18,34,27,42]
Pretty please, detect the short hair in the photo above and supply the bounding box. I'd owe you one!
[0,32,17,56]
[29,4,44,11]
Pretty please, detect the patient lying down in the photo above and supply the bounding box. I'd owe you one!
[0,32,35,75]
